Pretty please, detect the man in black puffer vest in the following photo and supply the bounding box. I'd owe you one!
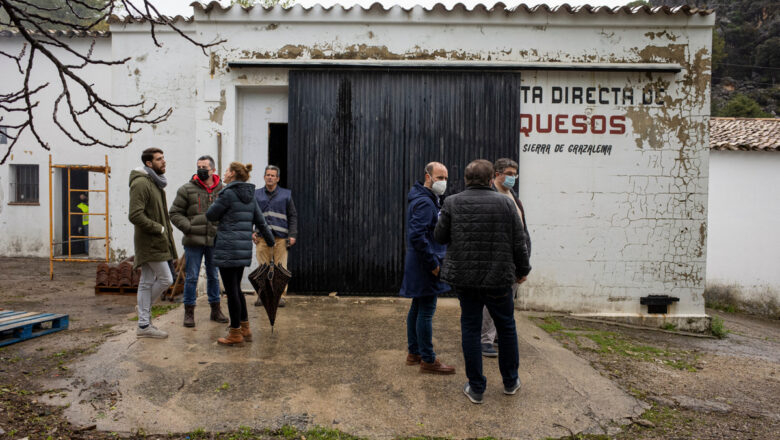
[434,159,531,404]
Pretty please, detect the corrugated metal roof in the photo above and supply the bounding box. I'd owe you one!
[192,1,713,16]
[710,118,780,152]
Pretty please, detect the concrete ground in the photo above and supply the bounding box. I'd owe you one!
[41,295,646,439]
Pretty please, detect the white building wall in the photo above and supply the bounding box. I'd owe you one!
[707,150,780,313]
[0,27,202,262]
[192,6,712,324]
[105,25,201,261]
[0,5,714,325]
[0,36,112,258]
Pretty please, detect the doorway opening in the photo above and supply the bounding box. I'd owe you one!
[268,123,288,189]
[61,169,88,256]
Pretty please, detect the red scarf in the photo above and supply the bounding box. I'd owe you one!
[193,174,220,193]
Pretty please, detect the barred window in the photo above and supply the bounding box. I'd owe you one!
[9,164,39,204]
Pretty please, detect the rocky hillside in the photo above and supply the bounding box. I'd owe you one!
[649,0,779,117]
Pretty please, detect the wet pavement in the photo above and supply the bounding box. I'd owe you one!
[42,296,646,439]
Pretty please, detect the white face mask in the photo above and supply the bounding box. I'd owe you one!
[431,180,447,196]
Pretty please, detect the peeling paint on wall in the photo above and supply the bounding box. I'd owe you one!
[238,43,512,62]
[208,90,226,124]
[645,30,678,41]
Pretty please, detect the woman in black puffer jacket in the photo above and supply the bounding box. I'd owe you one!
[206,162,274,346]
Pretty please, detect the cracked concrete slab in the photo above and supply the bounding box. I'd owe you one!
[42,296,647,438]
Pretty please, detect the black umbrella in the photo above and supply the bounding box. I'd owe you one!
[249,263,270,305]
[248,259,291,333]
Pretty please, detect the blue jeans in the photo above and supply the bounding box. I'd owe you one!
[183,245,220,306]
[406,295,438,364]
[458,287,519,394]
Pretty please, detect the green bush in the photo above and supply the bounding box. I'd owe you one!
[716,94,771,117]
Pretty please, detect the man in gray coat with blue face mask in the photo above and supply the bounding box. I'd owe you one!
[481,158,531,358]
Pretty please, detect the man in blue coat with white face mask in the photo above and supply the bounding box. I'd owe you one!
[400,161,455,375]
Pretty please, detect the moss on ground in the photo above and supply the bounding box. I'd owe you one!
[532,316,699,372]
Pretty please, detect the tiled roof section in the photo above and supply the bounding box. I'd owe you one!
[0,14,191,35]
[710,118,780,152]
[107,15,194,24]
[0,29,109,38]
[191,1,713,16]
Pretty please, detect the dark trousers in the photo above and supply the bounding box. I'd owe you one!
[458,287,519,394]
[219,266,246,329]
[406,295,438,363]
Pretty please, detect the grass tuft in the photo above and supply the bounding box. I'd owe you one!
[129,303,179,321]
[710,315,729,339]
[536,316,563,333]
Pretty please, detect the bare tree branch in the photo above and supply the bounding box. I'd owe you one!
[0,0,226,164]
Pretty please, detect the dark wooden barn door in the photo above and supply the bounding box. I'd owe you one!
[288,70,521,294]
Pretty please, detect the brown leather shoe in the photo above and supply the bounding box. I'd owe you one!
[406,353,422,365]
[420,358,455,375]
[240,321,252,342]
[217,327,244,346]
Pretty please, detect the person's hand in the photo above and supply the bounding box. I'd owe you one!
[252,232,260,244]
[432,266,440,277]
[288,237,296,246]
[517,276,527,284]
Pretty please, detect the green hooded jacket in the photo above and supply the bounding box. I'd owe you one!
[169,175,223,248]
[128,168,178,269]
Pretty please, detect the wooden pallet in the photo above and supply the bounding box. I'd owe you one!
[0,310,69,347]
[94,285,137,295]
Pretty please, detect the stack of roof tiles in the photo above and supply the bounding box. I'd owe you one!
[95,257,183,288]
[95,259,139,288]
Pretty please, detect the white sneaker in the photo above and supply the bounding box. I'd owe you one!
[136,325,168,339]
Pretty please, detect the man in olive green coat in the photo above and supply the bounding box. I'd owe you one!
[129,147,178,339]
[169,155,227,327]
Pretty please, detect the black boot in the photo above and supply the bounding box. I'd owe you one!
[210,302,228,323]
[183,304,195,328]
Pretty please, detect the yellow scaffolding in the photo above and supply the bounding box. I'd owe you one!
[48,155,111,279]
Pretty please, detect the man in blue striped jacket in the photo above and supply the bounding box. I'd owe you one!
[252,165,298,306]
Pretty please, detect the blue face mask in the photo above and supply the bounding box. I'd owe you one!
[502,175,516,189]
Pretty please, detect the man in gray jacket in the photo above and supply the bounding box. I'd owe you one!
[434,159,531,404]
[170,155,227,327]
